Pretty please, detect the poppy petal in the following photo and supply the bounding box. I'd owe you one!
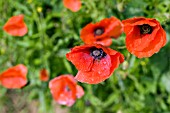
[133,29,165,58]
[110,53,124,74]
[3,15,28,36]
[107,17,123,38]
[123,17,157,26]
[132,19,157,26]
[0,64,27,89]
[123,25,134,35]
[126,26,160,52]
[75,55,112,84]
[161,27,167,46]
[49,78,64,101]
[66,48,94,71]
[122,17,145,25]
[39,69,49,81]
[49,75,81,107]
[107,48,120,56]
[0,77,27,89]
[96,38,113,46]
[63,0,81,12]
[80,17,123,46]
[57,91,76,106]
[76,85,84,98]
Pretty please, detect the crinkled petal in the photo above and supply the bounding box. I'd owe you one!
[66,45,110,72]
[49,78,64,101]
[132,19,157,26]
[75,55,112,84]
[110,53,124,74]
[123,17,157,35]
[66,50,93,71]
[161,27,167,46]
[107,48,120,56]
[126,25,160,51]
[57,91,76,107]
[133,29,165,58]
[49,75,77,107]
[123,17,167,58]
[80,23,97,44]
[123,25,134,35]
[107,17,123,38]
[122,17,145,25]
[122,17,157,26]
[96,37,112,46]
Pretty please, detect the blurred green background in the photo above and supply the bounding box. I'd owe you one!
[0,0,170,113]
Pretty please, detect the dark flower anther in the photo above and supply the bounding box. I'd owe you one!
[94,28,104,36]
[140,24,152,34]
[90,48,106,60]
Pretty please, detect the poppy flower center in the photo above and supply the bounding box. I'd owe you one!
[65,85,71,92]
[94,28,104,36]
[90,48,106,60]
[140,24,152,34]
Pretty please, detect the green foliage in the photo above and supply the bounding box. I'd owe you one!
[0,0,170,113]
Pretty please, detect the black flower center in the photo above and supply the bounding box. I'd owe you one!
[139,24,153,34]
[94,28,104,36]
[65,85,70,92]
[90,47,106,60]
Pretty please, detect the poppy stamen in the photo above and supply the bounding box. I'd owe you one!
[65,85,71,92]
[94,28,104,36]
[140,24,152,34]
[90,48,106,60]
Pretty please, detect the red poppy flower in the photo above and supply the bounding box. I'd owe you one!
[39,69,49,82]
[0,64,28,89]
[122,17,167,58]
[3,14,28,36]
[66,44,124,84]
[80,17,123,46]
[49,75,84,106]
[63,0,81,12]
